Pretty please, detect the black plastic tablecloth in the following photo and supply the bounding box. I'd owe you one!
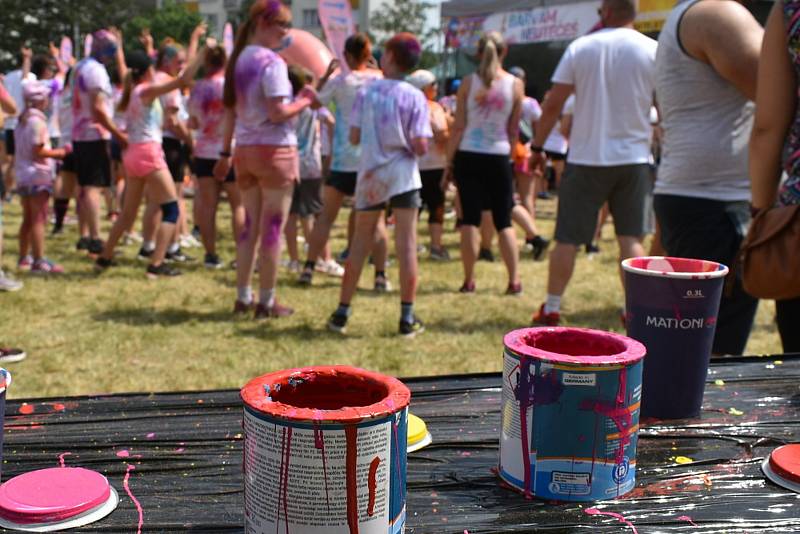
[2,356,799,532]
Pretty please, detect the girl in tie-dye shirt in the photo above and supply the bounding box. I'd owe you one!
[187,45,245,269]
[218,0,316,319]
[326,33,431,338]
[749,0,800,351]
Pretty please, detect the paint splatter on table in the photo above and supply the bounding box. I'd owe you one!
[1,355,799,532]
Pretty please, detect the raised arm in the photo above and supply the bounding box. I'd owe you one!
[187,22,208,63]
[749,3,797,209]
[110,27,128,81]
[139,49,203,102]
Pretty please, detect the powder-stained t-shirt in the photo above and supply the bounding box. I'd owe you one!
[351,79,432,208]
[233,45,295,147]
[126,84,164,145]
[296,107,324,180]
[418,99,449,171]
[14,109,54,187]
[71,57,113,142]
[188,73,226,159]
[153,70,184,140]
[317,69,382,172]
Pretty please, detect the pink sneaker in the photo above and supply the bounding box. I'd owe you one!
[31,259,65,275]
[17,256,33,271]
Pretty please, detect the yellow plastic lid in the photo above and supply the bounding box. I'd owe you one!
[407,413,428,446]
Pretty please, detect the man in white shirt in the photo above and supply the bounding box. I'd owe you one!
[530,0,658,325]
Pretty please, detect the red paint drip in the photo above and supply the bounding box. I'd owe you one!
[123,464,144,534]
[313,426,331,513]
[678,515,699,527]
[514,358,534,498]
[57,452,72,468]
[345,425,359,534]
[367,456,381,516]
[585,507,638,533]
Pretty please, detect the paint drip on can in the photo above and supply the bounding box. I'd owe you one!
[499,327,646,501]
[241,366,410,534]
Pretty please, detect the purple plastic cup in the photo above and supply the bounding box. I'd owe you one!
[622,257,728,419]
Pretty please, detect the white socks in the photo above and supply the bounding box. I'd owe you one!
[260,288,276,308]
[544,294,562,315]
[237,286,253,304]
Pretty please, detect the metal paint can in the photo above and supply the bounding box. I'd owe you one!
[499,328,646,501]
[241,366,410,534]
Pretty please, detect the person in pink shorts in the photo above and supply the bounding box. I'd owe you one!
[95,50,201,278]
[215,0,316,319]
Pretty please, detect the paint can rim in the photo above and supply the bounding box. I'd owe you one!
[504,327,646,366]
[241,365,411,423]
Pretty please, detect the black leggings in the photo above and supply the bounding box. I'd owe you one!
[777,297,800,352]
[454,151,514,230]
[420,169,445,225]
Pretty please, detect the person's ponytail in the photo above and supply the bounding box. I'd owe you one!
[117,72,134,113]
[477,32,504,88]
[223,17,254,109]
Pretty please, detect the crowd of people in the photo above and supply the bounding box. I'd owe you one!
[0,0,797,353]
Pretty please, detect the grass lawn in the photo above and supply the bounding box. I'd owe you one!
[0,193,782,399]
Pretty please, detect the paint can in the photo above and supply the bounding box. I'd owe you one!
[241,366,410,534]
[499,327,646,501]
[0,369,10,482]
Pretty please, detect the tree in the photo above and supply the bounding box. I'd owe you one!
[368,0,441,70]
[0,0,139,71]
[122,0,205,53]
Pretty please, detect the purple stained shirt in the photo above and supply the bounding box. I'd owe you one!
[71,57,113,142]
[14,109,54,187]
[188,73,226,160]
[350,79,432,208]
[233,45,295,147]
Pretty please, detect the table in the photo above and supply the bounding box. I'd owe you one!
[2,355,799,532]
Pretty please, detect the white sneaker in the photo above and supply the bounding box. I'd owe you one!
[0,271,23,292]
[180,234,202,249]
[287,260,300,273]
[0,347,26,363]
[316,259,345,277]
[123,232,144,245]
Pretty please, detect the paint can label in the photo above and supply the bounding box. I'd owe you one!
[243,407,407,534]
[499,350,642,501]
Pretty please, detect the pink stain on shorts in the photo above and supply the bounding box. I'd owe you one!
[123,142,168,179]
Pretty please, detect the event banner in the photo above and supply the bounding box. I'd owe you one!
[318,0,356,70]
[445,0,677,49]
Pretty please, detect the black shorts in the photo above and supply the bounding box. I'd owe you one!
[61,151,77,174]
[326,170,356,196]
[545,150,567,161]
[654,194,758,355]
[420,168,445,224]
[74,140,112,187]
[4,130,14,156]
[454,151,514,230]
[290,179,323,217]
[162,137,187,183]
[361,189,422,211]
[110,138,123,163]
[192,157,235,183]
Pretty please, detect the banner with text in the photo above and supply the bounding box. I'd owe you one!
[318,0,356,70]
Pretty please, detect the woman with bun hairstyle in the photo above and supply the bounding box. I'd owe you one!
[215,0,316,319]
[96,50,202,277]
[446,31,523,295]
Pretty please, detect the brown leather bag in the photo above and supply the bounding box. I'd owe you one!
[740,203,800,300]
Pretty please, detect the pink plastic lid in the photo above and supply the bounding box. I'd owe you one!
[770,444,800,484]
[0,468,111,523]
[504,327,646,366]
[241,365,411,423]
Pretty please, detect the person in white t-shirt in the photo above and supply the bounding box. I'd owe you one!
[530,0,658,326]
[2,48,36,200]
[542,91,574,193]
